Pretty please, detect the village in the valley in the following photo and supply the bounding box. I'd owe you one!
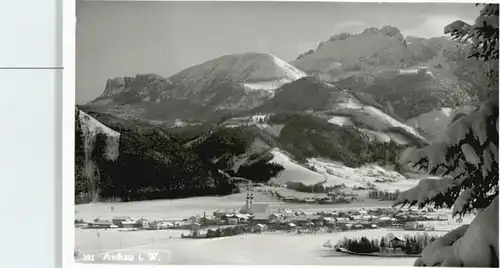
[76,191,446,235]
[75,182,459,265]
[76,182,449,233]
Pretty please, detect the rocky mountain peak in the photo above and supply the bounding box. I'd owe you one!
[100,73,171,99]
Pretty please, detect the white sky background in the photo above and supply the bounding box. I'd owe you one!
[76,1,479,104]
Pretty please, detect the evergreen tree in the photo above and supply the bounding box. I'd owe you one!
[380,237,386,249]
[394,3,498,218]
[393,6,498,265]
[370,239,377,252]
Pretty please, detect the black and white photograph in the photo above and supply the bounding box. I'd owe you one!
[74,1,499,266]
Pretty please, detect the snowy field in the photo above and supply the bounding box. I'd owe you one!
[75,228,450,265]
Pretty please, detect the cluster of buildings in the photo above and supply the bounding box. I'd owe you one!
[201,196,447,232]
[74,216,192,230]
[272,190,358,204]
[75,190,447,234]
[190,191,447,232]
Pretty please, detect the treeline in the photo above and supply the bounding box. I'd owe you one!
[368,189,401,201]
[270,189,353,204]
[286,182,346,194]
[236,157,285,183]
[341,236,380,254]
[75,109,283,204]
[268,113,404,167]
[204,225,249,238]
[338,234,440,255]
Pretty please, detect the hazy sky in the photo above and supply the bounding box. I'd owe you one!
[76,1,478,104]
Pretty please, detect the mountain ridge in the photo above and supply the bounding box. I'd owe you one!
[83,25,488,157]
[88,26,484,126]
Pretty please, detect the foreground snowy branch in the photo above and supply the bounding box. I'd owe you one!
[414,196,498,267]
[394,91,498,217]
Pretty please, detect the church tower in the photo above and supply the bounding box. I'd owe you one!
[246,182,254,208]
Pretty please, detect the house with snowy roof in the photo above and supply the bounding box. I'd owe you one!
[89,219,113,229]
[387,235,405,248]
[335,217,349,223]
[250,213,270,224]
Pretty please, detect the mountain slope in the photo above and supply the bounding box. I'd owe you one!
[87,53,306,123]
[291,26,489,120]
[86,26,487,126]
[169,52,306,96]
[293,26,408,78]
[252,76,354,112]
[75,109,247,203]
[406,105,477,141]
[250,77,429,147]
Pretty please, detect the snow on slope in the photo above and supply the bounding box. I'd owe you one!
[292,26,406,75]
[326,98,428,145]
[359,106,424,138]
[78,109,120,161]
[242,54,306,93]
[406,106,477,141]
[78,110,120,138]
[268,148,416,191]
[327,116,353,127]
[269,53,306,80]
[221,114,272,128]
[357,128,412,144]
[269,149,326,185]
[170,52,306,95]
[307,158,416,191]
[220,114,286,138]
[398,66,434,78]
[243,80,290,91]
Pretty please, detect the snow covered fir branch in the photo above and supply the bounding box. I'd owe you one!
[393,4,499,266]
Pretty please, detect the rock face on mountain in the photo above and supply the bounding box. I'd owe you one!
[98,74,170,99]
[291,26,487,121]
[88,53,306,123]
[293,26,408,79]
[292,26,462,79]
[84,26,489,145]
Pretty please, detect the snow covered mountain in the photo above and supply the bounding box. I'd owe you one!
[291,26,486,120]
[292,26,460,81]
[169,52,306,96]
[87,53,306,123]
[82,25,487,160]
[249,76,429,146]
[293,26,408,79]
[87,26,484,127]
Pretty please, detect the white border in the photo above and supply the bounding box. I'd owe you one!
[62,0,75,267]
[64,1,494,268]
[83,0,496,3]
